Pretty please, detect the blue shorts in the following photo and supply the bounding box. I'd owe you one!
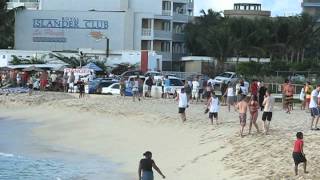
[311,107,320,117]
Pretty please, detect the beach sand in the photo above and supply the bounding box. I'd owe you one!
[0,92,319,180]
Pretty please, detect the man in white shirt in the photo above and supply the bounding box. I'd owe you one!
[176,88,188,123]
[310,85,320,130]
[262,90,275,135]
[207,92,220,125]
[192,78,200,103]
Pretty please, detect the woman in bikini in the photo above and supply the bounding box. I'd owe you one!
[249,95,260,134]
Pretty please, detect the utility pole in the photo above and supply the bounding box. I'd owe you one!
[80,51,84,68]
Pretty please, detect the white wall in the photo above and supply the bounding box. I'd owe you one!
[40,0,128,11]
[15,10,130,51]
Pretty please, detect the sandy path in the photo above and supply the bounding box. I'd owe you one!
[0,92,319,179]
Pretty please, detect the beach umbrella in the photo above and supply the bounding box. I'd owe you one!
[82,62,103,72]
[22,66,44,72]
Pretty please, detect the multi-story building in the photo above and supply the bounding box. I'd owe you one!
[7,0,39,10]
[302,0,320,20]
[224,3,271,19]
[11,0,194,71]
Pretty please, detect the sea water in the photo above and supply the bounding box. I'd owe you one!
[0,118,129,180]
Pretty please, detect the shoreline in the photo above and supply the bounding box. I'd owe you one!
[1,92,320,179]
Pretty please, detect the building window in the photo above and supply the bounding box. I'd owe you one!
[2,55,5,59]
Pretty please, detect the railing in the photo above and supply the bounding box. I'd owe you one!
[172,33,185,41]
[7,2,39,9]
[154,30,172,39]
[162,10,172,16]
[172,13,190,22]
[141,28,152,37]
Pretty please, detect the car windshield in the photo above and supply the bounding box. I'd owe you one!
[218,73,233,78]
[170,79,184,86]
[99,81,114,87]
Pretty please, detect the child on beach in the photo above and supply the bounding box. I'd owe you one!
[206,91,220,125]
[236,95,248,137]
[262,90,275,135]
[292,132,308,176]
[138,151,165,180]
[248,95,259,134]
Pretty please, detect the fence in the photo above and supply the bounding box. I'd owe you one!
[162,71,202,80]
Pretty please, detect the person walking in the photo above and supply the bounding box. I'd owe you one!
[138,151,165,180]
[262,90,275,135]
[309,85,320,130]
[236,95,248,138]
[300,86,306,110]
[248,95,260,134]
[192,77,200,103]
[284,81,294,114]
[226,83,235,112]
[292,132,308,176]
[206,91,220,125]
[176,88,188,123]
[304,81,313,110]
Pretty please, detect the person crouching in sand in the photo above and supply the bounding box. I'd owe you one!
[236,95,248,137]
[138,151,165,180]
[206,91,220,125]
[176,88,188,123]
[292,132,308,176]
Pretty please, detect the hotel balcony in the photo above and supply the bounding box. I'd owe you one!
[172,13,190,22]
[157,51,172,60]
[162,10,172,16]
[7,1,39,10]
[172,33,185,42]
[141,29,172,40]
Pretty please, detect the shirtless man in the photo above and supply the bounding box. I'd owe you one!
[284,81,295,113]
[236,95,249,137]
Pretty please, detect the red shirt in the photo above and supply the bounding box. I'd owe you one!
[293,139,303,153]
[251,82,258,96]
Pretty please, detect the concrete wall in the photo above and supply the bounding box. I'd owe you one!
[185,61,202,73]
[15,10,132,51]
[40,0,129,11]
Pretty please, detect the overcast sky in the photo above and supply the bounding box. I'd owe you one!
[194,0,303,17]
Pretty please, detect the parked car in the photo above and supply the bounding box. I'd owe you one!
[85,80,118,94]
[147,77,184,98]
[102,83,120,95]
[289,74,306,83]
[213,72,239,85]
[120,70,144,79]
[144,71,161,77]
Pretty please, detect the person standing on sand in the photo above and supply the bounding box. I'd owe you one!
[292,132,308,176]
[309,85,320,130]
[250,79,258,96]
[248,95,260,134]
[226,83,235,112]
[284,81,294,114]
[258,82,267,111]
[192,77,200,103]
[262,90,275,135]
[132,77,140,102]
[236,95,248,137]
[300,86,306,110]
[176,88,188,123]
[138,151,165,180]
[304,81,313,110]
[282,79,289,110]
[207,91,220,125]
[120,79,126,97]
[184,81,192,102]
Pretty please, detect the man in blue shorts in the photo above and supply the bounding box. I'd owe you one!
[309,85,320,130]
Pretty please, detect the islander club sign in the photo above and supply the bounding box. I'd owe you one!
[32,16,108,43]
[33,17,109,30]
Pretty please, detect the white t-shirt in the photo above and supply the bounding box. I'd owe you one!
[179,93,188,108]
[263,96,275,112]
[209,97,219,113]
[310,90,319,108]
[240,85,248,95]
[227,87,234,96]
[192,81,199,91]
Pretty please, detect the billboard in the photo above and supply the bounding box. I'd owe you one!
[15,10,129,51]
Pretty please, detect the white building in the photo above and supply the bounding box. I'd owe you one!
[7,0,40,10]
[11,0,194,70]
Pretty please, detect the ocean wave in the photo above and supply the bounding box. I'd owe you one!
[0,152,14,157]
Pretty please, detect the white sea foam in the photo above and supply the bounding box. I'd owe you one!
[0,152,14,157]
